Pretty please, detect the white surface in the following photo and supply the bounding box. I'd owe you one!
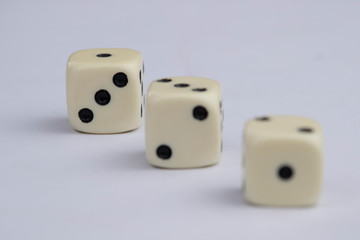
[0,0,359,239]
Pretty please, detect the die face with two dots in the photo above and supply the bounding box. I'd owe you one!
[66,48,144,134]
[145,77,223,169]
[243,116,323,206]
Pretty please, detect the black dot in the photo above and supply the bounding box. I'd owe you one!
[139,70,142,83]
[141,104,143,117]
[96,53,111,58]
[113,72,128,88]
[256,116,270,121]
[174,83,189,88]
[157,79,172,83]
[278,165,294,180]
[156,145,172,160]
[298,127,314,133]
[141,82,144,96]
[193,106,208,121]
[192,88,207,92]
[94,89,111,105]
[78,108,94,123]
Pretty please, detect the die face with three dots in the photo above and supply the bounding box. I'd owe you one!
[243,116,323,206]
[145,77,223,169]
[66,48,144,133]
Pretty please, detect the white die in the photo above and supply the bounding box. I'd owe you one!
[66,48,144,133]
[145,77,223,168]
[243,116,323,206]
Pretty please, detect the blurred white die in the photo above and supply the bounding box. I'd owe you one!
[145,77,223,168]
[243,116,323,206]
[66,48,144,133]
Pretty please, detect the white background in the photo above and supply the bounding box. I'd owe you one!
[1,0,360,239]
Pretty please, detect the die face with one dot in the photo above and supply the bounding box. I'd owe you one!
[243,116,323,206]
[145,77,223,169]
[66,48,144,133]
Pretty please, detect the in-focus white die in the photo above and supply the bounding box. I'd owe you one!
[243,116,323,206]
[145,77,223,168]
[66,48,144,133]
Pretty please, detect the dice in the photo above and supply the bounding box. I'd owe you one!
[66,48,144,133]
[243,116,323,206]
[145,77,223,168]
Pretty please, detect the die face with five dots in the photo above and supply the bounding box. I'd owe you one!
[66,48,144,133]
[145,77,223,169]
[243,116,323,206]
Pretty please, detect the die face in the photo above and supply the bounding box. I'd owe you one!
[66,48,143,133]
[244,116,323,206]
[245,116,322,139]
[245,139,322,206]
[68,48,142,66]
[147,77,221,100]
[145,77,222,168]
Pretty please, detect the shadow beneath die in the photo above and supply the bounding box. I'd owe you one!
[101,149,152,171]
[32,117,74,134]
[204,185,248,208]
[218,186,248,207]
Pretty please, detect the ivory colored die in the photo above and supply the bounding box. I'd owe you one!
[66,48,144,133]
[243,116,323,206]
[145,77,223,168]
